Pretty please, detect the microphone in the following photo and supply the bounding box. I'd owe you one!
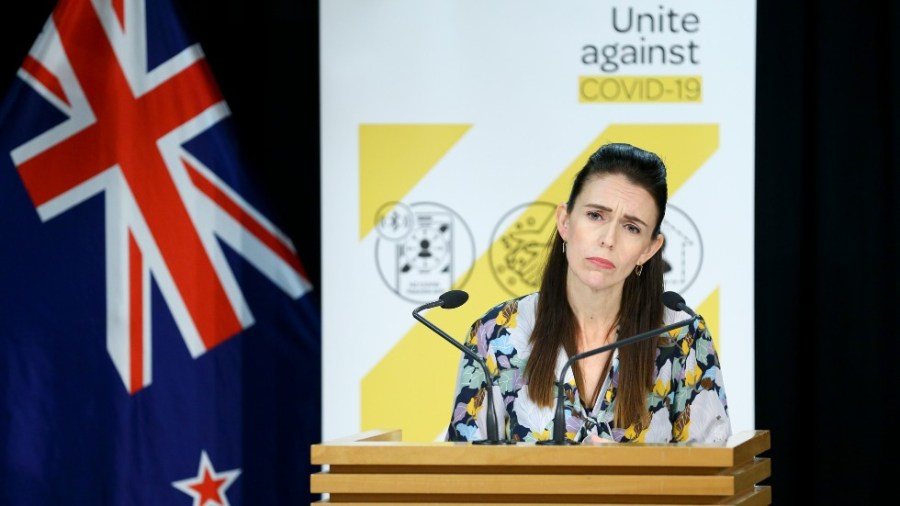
[412,290,510,445]
[416,289,469,312]
[538,291,700,445]
[662,290,698,318]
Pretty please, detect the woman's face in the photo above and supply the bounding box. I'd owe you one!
[556,173,664,294]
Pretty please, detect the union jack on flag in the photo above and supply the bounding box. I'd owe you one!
[0,0,321,504]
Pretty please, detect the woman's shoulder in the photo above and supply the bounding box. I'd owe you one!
[660,307,714,349]
[468,292,539,341]
[477,292,538,320]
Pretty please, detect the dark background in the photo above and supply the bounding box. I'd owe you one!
[2,1,897,504]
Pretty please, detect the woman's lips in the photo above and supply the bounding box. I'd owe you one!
[588,257,615,269]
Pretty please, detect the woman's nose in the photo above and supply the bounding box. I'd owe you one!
[599,226,615,249]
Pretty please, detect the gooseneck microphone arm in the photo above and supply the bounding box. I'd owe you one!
[540,291,700,446]
[412,290,506,445]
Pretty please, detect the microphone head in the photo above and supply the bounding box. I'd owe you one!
[662,291,686,312]
[438,290,469,309]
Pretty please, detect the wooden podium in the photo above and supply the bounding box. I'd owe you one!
[310,429,771,505]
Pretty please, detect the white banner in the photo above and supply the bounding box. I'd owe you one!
[321,0,756,442]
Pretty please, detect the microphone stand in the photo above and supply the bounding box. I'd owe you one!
[413,300,511,445]
[537,315,698,445]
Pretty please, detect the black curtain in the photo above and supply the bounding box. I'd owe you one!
[755,2,899,503]
[2,1,898,504]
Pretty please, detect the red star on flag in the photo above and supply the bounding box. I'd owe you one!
[172,451,241,506]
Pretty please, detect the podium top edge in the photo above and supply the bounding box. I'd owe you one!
[314,429,769,448]
[310,430,771,467]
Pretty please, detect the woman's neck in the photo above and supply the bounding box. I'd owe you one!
[566,280,622,350]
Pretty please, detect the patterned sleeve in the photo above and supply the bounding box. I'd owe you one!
[445,305,503,442]
[670,316,732,444]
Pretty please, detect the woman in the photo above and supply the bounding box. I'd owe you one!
[446,143,731,444]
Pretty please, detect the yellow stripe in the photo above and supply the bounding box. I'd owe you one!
[697,286,721,352]
[359,124,471,239]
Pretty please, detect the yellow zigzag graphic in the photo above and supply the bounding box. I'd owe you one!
[361,124,718,441]
[359,124,471,239]
[698,286,721,353]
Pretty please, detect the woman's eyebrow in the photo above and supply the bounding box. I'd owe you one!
[584,204,649,227]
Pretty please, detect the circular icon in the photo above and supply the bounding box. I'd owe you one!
[374,202,476,304]
[660,204,703,294]
[401,224,450,272]
[374,201,414,241]
[489,202,557,298]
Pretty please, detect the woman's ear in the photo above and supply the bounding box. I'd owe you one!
[555,203,569,241]
[640,233,665,265]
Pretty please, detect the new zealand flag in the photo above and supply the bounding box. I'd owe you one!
[0,0,321,504]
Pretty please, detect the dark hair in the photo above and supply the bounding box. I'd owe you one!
[524,142,668,429]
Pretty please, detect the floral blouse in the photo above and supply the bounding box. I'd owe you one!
[445,292,732,444]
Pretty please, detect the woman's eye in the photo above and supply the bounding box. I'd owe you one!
[587,211,603,220]
[625,224,641,234]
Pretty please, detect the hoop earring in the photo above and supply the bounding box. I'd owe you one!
[634,264,643,277]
